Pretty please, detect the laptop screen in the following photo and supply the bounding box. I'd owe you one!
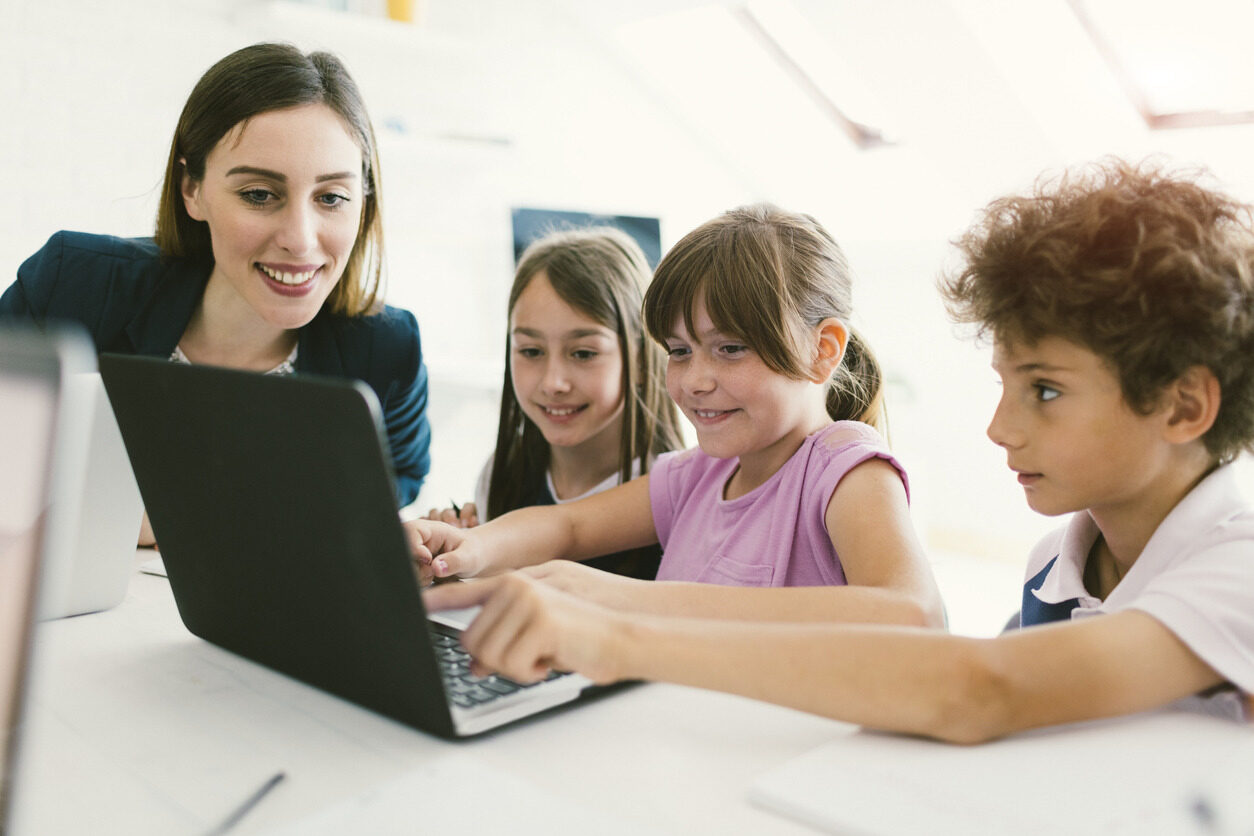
[0,332,67,825]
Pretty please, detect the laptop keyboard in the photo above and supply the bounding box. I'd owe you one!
[430,628,564,709]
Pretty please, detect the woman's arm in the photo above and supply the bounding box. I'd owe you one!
[425,575,1223,743]
[384,354,431,508]
[522,458,945,628]
[407,475,657,578]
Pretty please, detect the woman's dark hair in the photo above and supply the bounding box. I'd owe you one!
[155,42,384,316]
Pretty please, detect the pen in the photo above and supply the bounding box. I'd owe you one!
[204,771,286,836]
[450,499,462,517]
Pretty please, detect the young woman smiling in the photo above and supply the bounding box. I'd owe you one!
[1,44,432,540]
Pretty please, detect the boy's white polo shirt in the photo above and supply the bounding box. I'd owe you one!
[1020,464,1254,710]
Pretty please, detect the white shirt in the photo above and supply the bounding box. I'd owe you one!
[1022,464,1254,716]
[473,454,645,519]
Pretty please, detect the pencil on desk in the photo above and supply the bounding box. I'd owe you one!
[204,771,285,835]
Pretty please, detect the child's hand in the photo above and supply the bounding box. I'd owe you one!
[521,560,644,612]
[403,518,487,579]
[424,501,479,528]
[138,510,158,549]
[422,573,625,685]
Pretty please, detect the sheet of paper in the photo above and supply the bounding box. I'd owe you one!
[749,710,1254,835]
[426,605,481,632]
[259,751,652,835]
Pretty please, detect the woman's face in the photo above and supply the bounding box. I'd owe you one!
[182,103,364,331]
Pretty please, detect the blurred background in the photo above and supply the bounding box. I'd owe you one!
[7,0,1254,632]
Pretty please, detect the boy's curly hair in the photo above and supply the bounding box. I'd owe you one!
[939,159,1254,462]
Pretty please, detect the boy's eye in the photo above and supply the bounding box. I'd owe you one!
[665,345,690,358]
[1034,384,1060,402]
[719,343,748,356]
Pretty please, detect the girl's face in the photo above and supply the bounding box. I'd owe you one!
[181,103,364,332]
[664,299,823,473]
[510,271,626,453]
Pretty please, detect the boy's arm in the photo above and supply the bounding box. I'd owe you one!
[622,608,1222,743]
[528,458,945,628]
[414,475,657,578]
[424,576,1223,743]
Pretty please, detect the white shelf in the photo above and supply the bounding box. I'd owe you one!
[236,0,469,56]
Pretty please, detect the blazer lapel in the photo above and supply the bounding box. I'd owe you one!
[124,257,212,357]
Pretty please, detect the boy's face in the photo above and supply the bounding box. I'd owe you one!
[987,336,1173,518]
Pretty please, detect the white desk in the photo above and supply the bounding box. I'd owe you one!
[14,554,847,835]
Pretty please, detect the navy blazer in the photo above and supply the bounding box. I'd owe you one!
[2,231,431,505]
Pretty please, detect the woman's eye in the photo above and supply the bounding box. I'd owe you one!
[1034,384,1060,402]
[239,189,276,206]
[571,349,597,361]
[515,347,542,359]
[666,345,690,358]
[720,343,748,356]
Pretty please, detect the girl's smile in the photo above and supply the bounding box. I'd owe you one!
[536,402,589,424]
[510,271,625,454]
[690,407,739,424]
[666,299,832,492]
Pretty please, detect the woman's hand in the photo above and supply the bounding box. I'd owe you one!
[403,518,490,580]
[521,560,647,612]
[424,501,478,528]
[422,573,627,685]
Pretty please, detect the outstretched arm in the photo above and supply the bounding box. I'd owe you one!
[521,458,945,628]
[425,576,1222,743]
[405,475,657,578]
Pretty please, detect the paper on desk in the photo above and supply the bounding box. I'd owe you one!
[426,605,481,632]
[749,710,1254,835]
[259,752,652,835]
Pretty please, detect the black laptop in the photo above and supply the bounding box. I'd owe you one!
[99,354,608,738]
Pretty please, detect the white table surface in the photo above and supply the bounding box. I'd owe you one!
[13,553,851,835]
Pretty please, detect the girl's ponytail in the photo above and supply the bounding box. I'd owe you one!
[826,326,887,434]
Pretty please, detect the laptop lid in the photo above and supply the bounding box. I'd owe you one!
[98,355,594,739]
[38,373,143,620]
[0,324,92,830]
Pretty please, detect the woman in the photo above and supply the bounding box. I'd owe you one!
[1,43,431,520]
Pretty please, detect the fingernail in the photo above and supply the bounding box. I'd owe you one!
[435,559,447,574]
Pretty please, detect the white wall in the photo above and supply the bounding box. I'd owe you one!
[7,0,1253,561]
